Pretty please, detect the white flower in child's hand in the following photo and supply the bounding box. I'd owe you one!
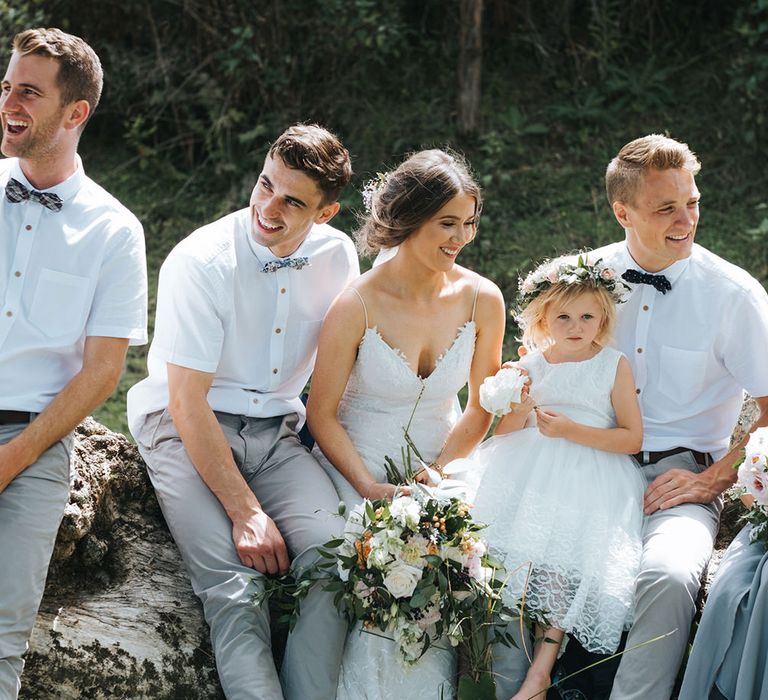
[479,366,529,417]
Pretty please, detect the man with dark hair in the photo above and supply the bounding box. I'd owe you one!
[0,28,147,698]
[127,124,358,699]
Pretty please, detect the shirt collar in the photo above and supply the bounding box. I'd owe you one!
[618,241,691,286]
[9,154,86,204]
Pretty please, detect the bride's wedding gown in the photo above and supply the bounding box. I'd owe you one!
[313,290,477,700]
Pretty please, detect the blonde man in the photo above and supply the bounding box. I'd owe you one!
[595,135,768,699]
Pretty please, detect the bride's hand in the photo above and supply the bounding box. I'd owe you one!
[363,482,411,500]
[414,468,432,485]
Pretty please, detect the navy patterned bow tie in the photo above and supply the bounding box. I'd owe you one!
[622,268,671,294]
[261,256,310,273]
[5,177,63,212]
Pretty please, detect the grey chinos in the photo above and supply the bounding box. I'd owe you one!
[136,409,346,700]
[610,451,721,700]
[0,422,72,700]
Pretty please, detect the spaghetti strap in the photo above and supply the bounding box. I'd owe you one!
[470,277,482,321]
[348,287,370,328]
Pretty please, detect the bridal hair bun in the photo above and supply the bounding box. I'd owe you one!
[356,149,482,255]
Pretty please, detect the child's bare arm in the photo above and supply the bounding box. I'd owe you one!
[535,357,642,453]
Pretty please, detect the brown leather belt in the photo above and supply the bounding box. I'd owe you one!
[0,410,32,425]
[633,446,712,467]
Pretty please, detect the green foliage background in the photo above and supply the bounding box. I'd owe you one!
[3,0,767,434]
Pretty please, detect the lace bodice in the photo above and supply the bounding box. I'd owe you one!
[521,346,623,429]
[337,321,476,482]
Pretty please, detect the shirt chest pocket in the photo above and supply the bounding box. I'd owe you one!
[658,345,708,404]
[28,268,91,340]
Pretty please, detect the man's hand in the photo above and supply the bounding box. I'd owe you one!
[233,508,290,575]
[643,468,719,514]
[535,408,575,439]
[0,438,30,495]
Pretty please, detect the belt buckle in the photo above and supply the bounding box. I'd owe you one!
[642,450,651,465]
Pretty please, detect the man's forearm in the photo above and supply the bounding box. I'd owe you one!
[168,397,262,521]
[2,339,127,481]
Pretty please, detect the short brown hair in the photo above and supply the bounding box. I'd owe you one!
[13,28,103,123]
[357,149,482,255]
[605,134,701,206]
[268,124,352,205]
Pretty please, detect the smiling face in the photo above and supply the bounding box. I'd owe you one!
[613,167,700,272]
[249,154,341,257]
[1,52,69,160]
[544,290,605,358]
[400,193,477,271]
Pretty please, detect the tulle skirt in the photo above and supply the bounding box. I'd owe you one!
[472,429,645,654]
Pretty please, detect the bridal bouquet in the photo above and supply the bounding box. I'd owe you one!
[733,427,768,545]
[325,490,500,665]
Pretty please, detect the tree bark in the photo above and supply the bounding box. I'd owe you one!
[458,0,484,135]
[19,419,223,700]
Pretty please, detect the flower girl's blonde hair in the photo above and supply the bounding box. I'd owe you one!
[516,255,621,351]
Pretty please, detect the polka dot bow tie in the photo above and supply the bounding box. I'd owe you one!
[621,268,671,294]
[5,177,63,212]
[261,256,311,273]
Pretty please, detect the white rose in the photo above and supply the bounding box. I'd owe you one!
[389,496,422,530]
[398,535,429,568]
[382,560,423,599]
[367,545,392,570]
[479,366,529,417]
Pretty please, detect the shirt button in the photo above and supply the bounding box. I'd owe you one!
[637,347,643,354]
[636,388,641,394]
[275,328,282,334]
[280,288,286,294]
[252,398,259,404]
[642,305,649,311]
[272,368,278,374]
[25,225,32,231]
[14,271,21,277]
[5,310,12,317]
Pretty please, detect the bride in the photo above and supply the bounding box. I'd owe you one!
[306,149,505,699]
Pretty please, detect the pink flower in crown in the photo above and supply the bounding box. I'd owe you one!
[547,268,560,283]
[521,277,536,294]
[601,267,615,280]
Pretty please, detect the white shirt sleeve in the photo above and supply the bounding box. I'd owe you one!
[150,250,225,374]
[86,220,148,344]
[720,280,768,398]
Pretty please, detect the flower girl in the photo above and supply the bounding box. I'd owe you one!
[472,255,646,700]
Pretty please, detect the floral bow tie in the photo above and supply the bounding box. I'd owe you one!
[621,268,671,294]
[5,177,63,212]
[261,256,310,273]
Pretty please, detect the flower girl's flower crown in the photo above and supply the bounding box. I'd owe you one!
[517,254,629,308]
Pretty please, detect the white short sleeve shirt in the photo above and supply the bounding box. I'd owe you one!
[593,241,768,459]
[126,208,359,437]
[0,157,148,412]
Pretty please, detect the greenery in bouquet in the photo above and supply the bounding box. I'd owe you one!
[733,427,768,546]
[323,492,507,665]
